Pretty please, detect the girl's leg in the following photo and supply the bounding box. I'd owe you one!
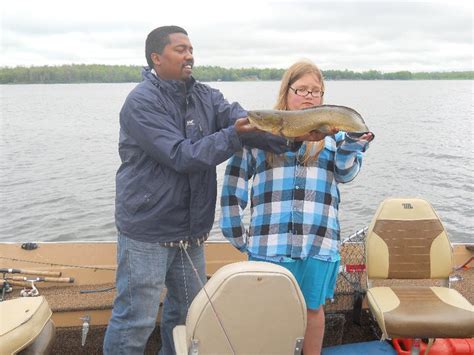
[303,306,325,355]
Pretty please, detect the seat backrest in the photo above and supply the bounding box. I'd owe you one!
[0,296,54,354]
[184,261,307,354]
[366,198,453,280]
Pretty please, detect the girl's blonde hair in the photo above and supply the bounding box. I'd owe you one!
[267,60,326,166]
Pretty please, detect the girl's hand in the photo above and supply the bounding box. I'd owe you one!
[359,132,374,142]
[346,132,375,142]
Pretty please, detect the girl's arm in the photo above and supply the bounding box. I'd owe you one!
[334,132,372,183]
[220,148,254,251]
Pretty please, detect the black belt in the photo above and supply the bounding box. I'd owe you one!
[158,233,209,248]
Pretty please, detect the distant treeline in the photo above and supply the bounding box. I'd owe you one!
[0,64,472,84]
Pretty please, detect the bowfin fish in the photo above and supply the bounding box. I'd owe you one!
[247,104,369,138]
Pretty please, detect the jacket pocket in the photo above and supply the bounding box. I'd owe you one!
[124,164,166,215]
[132,189,162,214]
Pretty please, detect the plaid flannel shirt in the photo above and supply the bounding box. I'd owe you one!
[220,132,370,260]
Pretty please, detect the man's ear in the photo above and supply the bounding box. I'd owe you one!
[151,52,161,66]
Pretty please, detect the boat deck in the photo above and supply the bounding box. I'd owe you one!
[43,266,474,353]
[1,241,472,354]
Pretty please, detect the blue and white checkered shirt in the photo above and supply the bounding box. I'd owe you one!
[220,132,370,261]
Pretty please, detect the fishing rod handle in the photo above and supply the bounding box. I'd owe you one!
[0,280,30,287]
[42,276,74,283]
[0,268,62,277]
[7,276,74,283]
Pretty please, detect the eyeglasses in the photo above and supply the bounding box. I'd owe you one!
[289,87,323,98]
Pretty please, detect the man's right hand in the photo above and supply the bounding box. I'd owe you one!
[234,117,262,135]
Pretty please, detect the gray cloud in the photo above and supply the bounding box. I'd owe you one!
[2,0,472,71]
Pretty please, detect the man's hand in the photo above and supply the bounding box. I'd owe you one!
[294,127,339,142]
[234,117,260,135]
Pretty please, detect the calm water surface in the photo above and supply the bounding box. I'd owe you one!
[0,81,472,243]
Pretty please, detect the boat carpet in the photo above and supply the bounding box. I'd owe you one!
[48,283,115,312]
[51,325,161,355]
[4,283,117,312]
[49,310,378,354]
[456,266,473,304]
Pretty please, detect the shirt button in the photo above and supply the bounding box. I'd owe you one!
[295,185,300,189]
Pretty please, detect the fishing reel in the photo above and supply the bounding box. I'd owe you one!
[20,280,40,297]
[1,268,74,299]
[1,271,13,301]
[0,281,13,302]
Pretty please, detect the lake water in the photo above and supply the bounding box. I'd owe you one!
[0,81,472,243]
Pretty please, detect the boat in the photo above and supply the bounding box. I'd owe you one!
[0,198,473,354]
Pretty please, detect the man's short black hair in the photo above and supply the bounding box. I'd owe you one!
[145,25,188,68]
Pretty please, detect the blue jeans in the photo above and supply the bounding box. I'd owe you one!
[103,234,206,355]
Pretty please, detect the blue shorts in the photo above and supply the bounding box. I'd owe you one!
[249,256,339,310]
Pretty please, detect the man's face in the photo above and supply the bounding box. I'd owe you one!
[152,33,194,81]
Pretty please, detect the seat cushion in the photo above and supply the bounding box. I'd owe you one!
[0,296,53,354]
[367,286,474,339]
[173,325,188,355]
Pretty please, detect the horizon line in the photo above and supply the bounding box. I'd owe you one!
[1,64,472,74]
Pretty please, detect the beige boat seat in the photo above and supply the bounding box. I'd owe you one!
[365,197,474,339]
[0,296,56,355]
[173,261,307,355]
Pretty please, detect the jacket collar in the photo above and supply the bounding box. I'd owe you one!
[142,67,195,95]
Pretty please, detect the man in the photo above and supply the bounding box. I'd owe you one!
[103,25,298,354]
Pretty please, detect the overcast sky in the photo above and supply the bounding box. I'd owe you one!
[2,0,472,72]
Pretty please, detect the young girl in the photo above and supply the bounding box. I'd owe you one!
[220,60,373,354]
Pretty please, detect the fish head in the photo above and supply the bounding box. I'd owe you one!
[247,110,284,134]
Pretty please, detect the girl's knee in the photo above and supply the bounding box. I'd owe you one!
[307,307,324,317]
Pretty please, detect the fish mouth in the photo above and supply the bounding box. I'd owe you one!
[247,111,262,121]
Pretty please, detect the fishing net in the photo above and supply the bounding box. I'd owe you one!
[323,227,383,341]
[325,227,367,315]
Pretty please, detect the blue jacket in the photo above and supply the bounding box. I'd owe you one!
[115,68,292,243]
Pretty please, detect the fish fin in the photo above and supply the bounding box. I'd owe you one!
[318,125,333,134]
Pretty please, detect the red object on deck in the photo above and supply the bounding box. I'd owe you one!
[392,338,474,355]
[344,264,366,272]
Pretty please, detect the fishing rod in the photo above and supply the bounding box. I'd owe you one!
[0,280,30,288]
[1,268,74,300]
[0,268,62,277]
[455,256,473,270]
[6,275,74,283]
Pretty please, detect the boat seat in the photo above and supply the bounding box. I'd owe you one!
[0,296,56,355]
[173,261,307,355]
[365,197,474,339]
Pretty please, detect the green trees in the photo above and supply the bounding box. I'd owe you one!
[0,64,472,84]
[0,64,141,84]
[192,66,285,81]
